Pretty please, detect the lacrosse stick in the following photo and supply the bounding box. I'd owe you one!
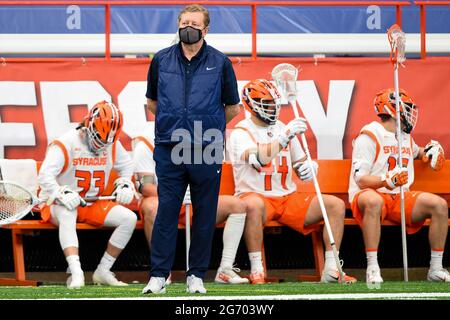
[83,195,116,202]
[183,186,192,272]
[272,63,347,284]
[388,23,408,282]
[0,180,116,226]
[0,181,42,226]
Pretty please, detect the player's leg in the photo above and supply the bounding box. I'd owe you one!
[214,195,248,284]
[185,158,222,294]
[304,194,345,249]
[353,190,385,284]
[144,145,187,294]
[295,193,355,283]
[410,192,450,282]
[49,205,84,289]
[140,196,159,247]
[241,194,267,284]
[93,205,137,286]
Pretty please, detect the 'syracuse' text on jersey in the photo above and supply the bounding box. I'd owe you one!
[348,121,419,202]
[39,129,133,201]
[228,118,305,197]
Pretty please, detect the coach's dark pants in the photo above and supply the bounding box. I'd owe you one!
[150,144,223,279]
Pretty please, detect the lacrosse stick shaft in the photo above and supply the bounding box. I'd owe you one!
[185,203,191,272]
[84,195,116,202]
[289,97,300,119]
[275,62,347,282]
[394,64,409,282]
[299,133,345,282]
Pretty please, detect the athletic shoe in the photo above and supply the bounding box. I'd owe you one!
[321,267,357,283]
[67,272,85,289]
[186,275,206,294]
[249,271,265,284]
[142,277,166,294]
[93,268,128,286]
[165,273,172,285]
[366,265,383,285]
[215,267,249,284]
[427,268,450,282]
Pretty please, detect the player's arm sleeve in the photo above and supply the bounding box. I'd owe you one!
[37,145,66,197]
[133,142,155,176]
[352,134,376,183]
[222,57,240,106]
[290,137,306,164]
[145,54,159,100]
[228,129,258,164]
[113,142,134,180]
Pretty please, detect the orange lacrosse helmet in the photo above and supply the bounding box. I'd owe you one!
[374,88,418,133]
[242,79,282,125]
[83,101,123,153]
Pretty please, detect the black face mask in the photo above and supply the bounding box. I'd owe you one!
[178,26,203,45]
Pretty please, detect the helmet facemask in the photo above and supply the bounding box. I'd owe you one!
[400,100,418,134]
[84,101,122,154]
[248,95,281,125]
[242,79,282,126]
[388,92,418,134]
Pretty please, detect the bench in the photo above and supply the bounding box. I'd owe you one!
[1,160,449,286]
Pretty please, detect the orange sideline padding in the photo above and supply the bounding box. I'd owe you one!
[2,58,450,160]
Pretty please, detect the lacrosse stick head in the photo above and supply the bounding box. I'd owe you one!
[374,88,418,133]
[387,24,406,65]
[242,79,282,125]
[271,63,299,102]
[0,181,38,225]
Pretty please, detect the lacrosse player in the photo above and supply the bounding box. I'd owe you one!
[38,101,137,289]
[228,79,356,284]
[349,88,448,284]
[133,132,248,288]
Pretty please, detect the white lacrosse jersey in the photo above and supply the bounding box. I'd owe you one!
[348,121,420,202]
[132,131,156,177]
[228,118,305,197]
[38,129,133,201]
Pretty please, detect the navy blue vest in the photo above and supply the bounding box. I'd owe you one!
[155,44,226,146]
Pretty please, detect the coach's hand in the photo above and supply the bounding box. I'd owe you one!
[381,167,408,189]
[113,178,135,205]
[278,118,307,148]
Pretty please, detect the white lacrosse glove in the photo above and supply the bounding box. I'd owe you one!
[183,187,191,205]
[54,186,82,211]
[113,177,135,205]
[381,167,408,189]
[423,140,445,171]
[278,118,307,148]
[294,160,318,182]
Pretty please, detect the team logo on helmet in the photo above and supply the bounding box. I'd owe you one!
[83,101,123,154]
[373,88,418,133]
[242,79,282,125]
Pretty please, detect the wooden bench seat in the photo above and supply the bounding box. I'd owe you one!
[1,159,449,286]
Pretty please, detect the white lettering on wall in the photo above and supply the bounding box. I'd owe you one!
[66,5,81,30]
[40,81,110,143]
[0,81,37,158]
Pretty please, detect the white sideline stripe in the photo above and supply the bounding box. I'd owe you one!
[21,292,450,300]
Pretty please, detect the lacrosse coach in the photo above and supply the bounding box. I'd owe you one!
[142,4,240,294]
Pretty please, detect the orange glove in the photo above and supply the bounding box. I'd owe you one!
[422,140,445,171]
[381,167,408,189]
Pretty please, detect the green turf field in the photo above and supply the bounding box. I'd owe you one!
[0,282,449,299]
